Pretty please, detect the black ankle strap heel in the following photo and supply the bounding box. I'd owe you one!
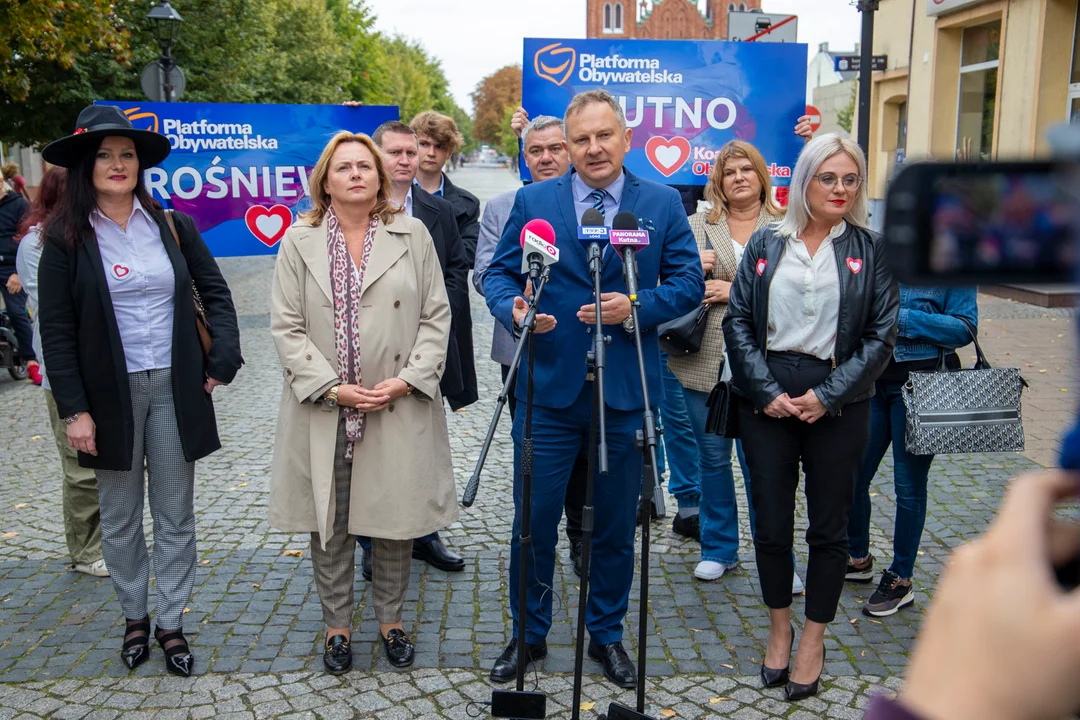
[154,626,194,677]
[121,616,151,670]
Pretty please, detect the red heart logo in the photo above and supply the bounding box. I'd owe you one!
[756,258,767,276]
[644,136,691,178]
[112,264,130,279]
[846,257,863,274]
[245,204,292,247]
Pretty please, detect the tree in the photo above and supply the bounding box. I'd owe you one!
[497,105,519,162]
[251,0,351,105]
[837,81,856,135]
[470,65,521,146]
[326,0,392,104]
[0,0,128,102]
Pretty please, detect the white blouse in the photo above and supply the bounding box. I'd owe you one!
[766,221,845,361]
[90,197,176,373]
[731,238,747,268]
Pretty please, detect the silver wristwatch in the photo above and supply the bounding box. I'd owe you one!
[63,412,82,425]
[622,316,635,333]
[323,385,340,408]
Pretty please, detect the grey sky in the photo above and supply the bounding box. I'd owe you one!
[371,0,863,113]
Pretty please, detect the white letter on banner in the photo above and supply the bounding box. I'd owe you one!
[275,167,298,198]
[619,96,645,128]
[232,167,258,198]
[172,167,203,200]
[675,98,701,130]
[646,97,672,127]
[707,98,737,130]
[206,157,228,199]
[145,168,170,199]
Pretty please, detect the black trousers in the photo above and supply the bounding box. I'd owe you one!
[502,363,587,545]
[738,352,871,624]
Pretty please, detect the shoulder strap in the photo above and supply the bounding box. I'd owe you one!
[164,209,181,248]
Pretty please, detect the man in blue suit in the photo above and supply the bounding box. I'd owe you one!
[483,90,704,688]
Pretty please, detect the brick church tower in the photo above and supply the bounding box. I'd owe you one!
[586,0,762,41]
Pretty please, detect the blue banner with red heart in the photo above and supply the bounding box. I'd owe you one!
[522,38,807,186]
[96,101,398,256]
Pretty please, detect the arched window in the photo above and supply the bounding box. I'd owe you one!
[603,2,612,32]
[739,2,747,10]
[614,2,624,32]
[728,2,736,12]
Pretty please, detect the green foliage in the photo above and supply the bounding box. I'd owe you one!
[0,0,467,149]
[837,81,856,135]
[470,65,522,146]
[497,105,519,162]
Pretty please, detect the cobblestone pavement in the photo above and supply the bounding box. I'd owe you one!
[0,166,1059,718]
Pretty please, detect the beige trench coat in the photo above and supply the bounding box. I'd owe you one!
[268,214,458,547]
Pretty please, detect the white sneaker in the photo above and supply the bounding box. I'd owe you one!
[73,559,109,577]
[694,560,733,581]
[792,572,805,595]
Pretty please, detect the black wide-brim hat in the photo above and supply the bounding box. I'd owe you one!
[42,104,172,168]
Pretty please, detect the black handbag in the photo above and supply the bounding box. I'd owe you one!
[704,355,739,438]
[657,271,711,356]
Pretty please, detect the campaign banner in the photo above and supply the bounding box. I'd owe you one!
[96,101,398,256]
[522,38,807,186]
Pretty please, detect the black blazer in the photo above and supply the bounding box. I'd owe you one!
[38,209,243,471]
[722,223,899,414]
[413,185,478,410]
[441,173,481,268]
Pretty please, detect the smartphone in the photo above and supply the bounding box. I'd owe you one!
[884,161,1079,286]
[490,690,546,719]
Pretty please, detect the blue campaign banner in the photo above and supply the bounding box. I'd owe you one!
[96,101,398,256]
[522,38,807,186]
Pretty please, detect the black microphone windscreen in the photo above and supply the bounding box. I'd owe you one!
[612,211,638,231]
[580,208,605,226]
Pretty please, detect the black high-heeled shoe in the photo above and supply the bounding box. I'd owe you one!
[121,615,151,670]
[784,644,825,701]
[155,626,194,677]
[760,623,794,688]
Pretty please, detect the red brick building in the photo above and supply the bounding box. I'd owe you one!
[586,0,762,40]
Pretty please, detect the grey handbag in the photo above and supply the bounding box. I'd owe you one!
[902,320,1026,455]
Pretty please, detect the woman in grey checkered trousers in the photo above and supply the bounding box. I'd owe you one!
[36,105,244,677]
[268,132,456,675]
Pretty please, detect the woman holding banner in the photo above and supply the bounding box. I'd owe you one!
[268,131,456,674]
[37,104,243,677]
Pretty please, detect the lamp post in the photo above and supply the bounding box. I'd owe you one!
[854,0,879,156]
[147,0,184,102]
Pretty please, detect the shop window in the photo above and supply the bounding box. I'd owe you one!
[955,20,1000,160]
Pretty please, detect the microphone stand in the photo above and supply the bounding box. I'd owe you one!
[571,242,609,720]
[463,264,552,720]
[600,248,659,720]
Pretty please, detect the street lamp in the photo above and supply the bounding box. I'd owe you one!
[147,0,183,102]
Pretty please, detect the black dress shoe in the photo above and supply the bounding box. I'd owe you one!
[381,629,415,668]
[760,623,794,688]
[121,615,151,670]
[490,639,548,683]
[154,626,193,677]
[672,512,700,541]
[784,646,825,701]
[588,640,637,689]
[413,537,465,572]
[569,539,583,577]
[361,545,372,582]
[323,634,352,675]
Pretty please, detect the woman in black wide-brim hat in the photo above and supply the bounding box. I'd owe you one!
[38,105,243,676]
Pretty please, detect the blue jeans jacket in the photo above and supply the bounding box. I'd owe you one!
[893,285,979,362]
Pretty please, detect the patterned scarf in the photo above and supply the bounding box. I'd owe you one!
[327,207,377,460]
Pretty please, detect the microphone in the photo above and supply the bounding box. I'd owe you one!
[519,219,560,275]
[577,208,609,250]
[610,211,649,300]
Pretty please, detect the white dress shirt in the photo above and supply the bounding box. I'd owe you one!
[767,221,845,361]
[90,197,175,373]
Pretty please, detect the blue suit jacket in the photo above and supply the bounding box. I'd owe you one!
[484,170,704,411]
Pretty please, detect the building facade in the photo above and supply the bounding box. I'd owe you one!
[586,0,762,40]
[864,0,1079,201]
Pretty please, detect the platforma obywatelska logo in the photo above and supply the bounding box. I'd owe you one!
[534,42,576,86]
[124,107,160,133]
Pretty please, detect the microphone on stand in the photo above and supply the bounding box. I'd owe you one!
[519,218,560,277]
[609,211,650,301]
[577,208,609,273]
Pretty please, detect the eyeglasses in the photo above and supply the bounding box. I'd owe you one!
[814,173,863,191]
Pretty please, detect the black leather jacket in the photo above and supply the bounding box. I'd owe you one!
[722,223,899,414]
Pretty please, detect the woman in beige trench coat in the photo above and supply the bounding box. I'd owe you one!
[269,131,457,675]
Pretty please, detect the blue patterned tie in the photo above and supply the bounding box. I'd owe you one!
[588,189,606,220]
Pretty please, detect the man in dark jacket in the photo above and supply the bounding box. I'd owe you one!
[0,187,36,366]
[357,120,473,577]
[410,111,481,268]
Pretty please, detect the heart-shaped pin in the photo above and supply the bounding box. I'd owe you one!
[244,204,292,247]
[756,258,767,276]
[644,136,691,178]
[112,264,130,279]
[846,257,863,274]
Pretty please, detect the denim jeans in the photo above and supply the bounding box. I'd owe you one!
[658,355,700,509]
[847,378,935,580]
[681,387,750,565]
[0,265,36,362]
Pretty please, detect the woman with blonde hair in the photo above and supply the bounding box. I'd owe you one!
[723,134,898,700]
[269,131,456,674]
